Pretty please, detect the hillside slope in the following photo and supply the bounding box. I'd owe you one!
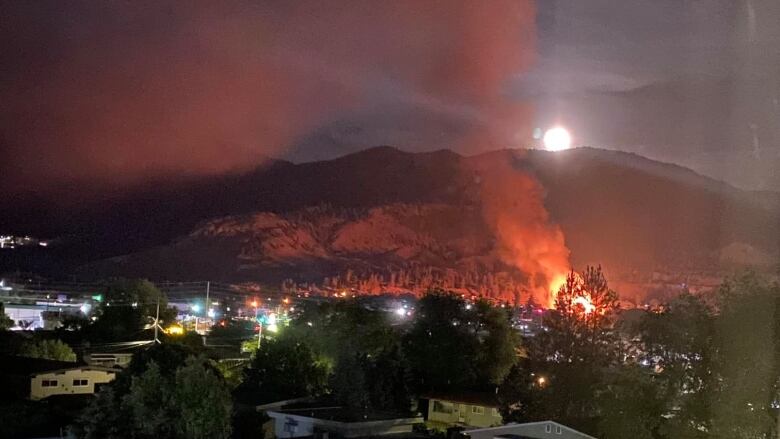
[61,146,780,302]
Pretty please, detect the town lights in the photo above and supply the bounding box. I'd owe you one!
[165,324,184,335]
[191,304,201,313]
[266,312,278,333]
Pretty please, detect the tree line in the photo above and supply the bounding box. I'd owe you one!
[3,269,779,438]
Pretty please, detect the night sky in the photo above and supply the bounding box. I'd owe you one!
[2,0,778,195]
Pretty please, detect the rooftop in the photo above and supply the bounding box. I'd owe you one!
[273,402,420,423]
[422,392,499,408]
[0,355,117,376]
[0,355,84,375]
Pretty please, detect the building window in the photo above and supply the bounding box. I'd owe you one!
[72,379,89,387]
[41,379,58,387]
[492,408,500,417]
[433,401,453,414]
[545,424,552,433]
[555,426,562,434]
[471,406,484,415]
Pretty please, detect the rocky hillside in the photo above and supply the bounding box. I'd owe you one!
[55,146,780,303]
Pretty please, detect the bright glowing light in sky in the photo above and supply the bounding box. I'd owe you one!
[543,127,572,151]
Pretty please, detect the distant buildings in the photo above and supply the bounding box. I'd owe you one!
[84,352,133,369]
[423,394,503,429]
[0,234,49,249]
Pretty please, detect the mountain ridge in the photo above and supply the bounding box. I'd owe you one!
[2,146,778,304]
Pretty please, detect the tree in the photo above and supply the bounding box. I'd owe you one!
[288,300,412,413]
[238,336,328,404]
[516,266,619,433]
[123,362,175,438]
[365,341,413,412]
[596,366,665,439]
[207,320,255,343]
[497,360,538,421]
[636,293,714,438]
[172,357,233,439]
[709,272,779,438]
[19,339,77,362]
[629,273,780,439]
[404,290,520,393]
[72,344,232,439]
[403,290,481,392]
[0,303,13,330]
[72,381,129,439]
[88,279,176,342]
[286,299,398,361]
[474,301,519,385]
[331,348,370,411]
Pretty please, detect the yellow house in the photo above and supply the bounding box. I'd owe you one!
[424,394,503,429]
[30,366,117,400]
[1,355,118,400]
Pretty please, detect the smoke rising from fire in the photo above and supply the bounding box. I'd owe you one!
[1,1,536,195]
[477,152,571,306]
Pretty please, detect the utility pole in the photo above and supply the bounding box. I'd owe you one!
[205,281,210,320]
[153,295,161,344]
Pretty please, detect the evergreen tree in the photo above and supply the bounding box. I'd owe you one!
[19,339,77,362]
[0,303,13,330]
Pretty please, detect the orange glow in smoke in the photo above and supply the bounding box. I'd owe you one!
[548,273,568,308]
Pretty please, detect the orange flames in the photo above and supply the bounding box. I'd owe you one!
[477,151,572,307]
[572,295,596,314]
[548,273,569,308]
[550,270,604,316]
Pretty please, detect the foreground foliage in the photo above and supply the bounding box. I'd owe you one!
[72,345,232,439]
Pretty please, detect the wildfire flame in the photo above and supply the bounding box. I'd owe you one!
[572,295,596,314]
[548,273,568,308]
[548,270,597,315]
[477,151,572,308]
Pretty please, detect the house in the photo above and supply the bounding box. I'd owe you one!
[464,421,597,439]
[265,405,424,438]
[423,393,503,429]
[84,352,133,368]
[0,355,117,400]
